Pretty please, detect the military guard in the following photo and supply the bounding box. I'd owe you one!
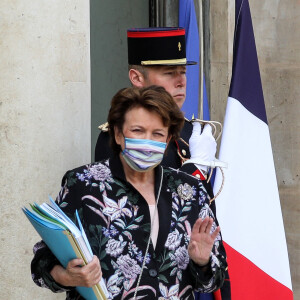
[95,27,214,181]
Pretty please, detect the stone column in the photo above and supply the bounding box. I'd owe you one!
[0,1,90,299]
[210,0,234,124]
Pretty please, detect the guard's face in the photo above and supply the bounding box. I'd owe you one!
[143,66,187,109]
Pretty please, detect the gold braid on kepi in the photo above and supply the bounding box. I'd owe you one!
[98,122,109,132]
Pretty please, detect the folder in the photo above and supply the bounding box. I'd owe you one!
[23,197,110,300]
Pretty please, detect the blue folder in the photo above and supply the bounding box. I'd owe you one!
[23,200,109,300]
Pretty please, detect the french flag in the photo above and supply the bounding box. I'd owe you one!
[214,0,294,299]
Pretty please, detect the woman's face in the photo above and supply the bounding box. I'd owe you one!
[115,106,169,150]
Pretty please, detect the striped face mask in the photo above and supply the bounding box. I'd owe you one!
[122,137,167,172]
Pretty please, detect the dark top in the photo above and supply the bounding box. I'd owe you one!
[31,156,227,299]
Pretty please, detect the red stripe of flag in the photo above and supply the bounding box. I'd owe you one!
[224,242,293,299]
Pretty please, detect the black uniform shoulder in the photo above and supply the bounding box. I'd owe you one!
[181,118,193,139]
[184,118,193,129]
[95,129,113,162]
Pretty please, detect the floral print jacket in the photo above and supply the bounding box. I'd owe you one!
[31,156,227,300]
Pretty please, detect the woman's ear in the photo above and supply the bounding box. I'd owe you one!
[129,69,145,88]
[114,126,122,146]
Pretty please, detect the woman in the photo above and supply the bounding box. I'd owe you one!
[31,86,227,299]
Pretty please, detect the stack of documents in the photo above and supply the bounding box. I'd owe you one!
[23,197,109,300]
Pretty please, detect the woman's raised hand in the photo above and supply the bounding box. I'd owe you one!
[188,216,220,266]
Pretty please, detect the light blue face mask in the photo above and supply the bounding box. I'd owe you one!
[122,137,167,172]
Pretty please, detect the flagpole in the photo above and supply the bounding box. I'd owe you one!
[198,0,204,119]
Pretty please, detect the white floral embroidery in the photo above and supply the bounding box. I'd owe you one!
[106,273,123,299]
[165,229,182,251]
[76,161,114,191]
[198,203,210,220]
[103,195,132,221]
[158,282,180,300]
[116,254,141,280]
[105,236,127,257]
[173,246,189,270]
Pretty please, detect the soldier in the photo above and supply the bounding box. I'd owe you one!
[95,27,216,189]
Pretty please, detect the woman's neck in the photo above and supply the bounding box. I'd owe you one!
[119,154,156,205]
[120,154,154,183]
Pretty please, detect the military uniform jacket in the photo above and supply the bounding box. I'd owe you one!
[31,156,227,300]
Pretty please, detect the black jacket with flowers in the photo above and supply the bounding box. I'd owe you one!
[95,121,216,217]
[31,156,227,300]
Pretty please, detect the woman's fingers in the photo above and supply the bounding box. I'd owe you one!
[192,216,220,240]
[199,216,211,233]
[191,216,210,234]
[196,216,213,234]
[65,256,102,287]
[191,218,202,234]
[67,258,84,269]
[80,256,102,286]
[189,217,221,266]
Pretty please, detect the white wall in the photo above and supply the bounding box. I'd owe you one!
[0,1,91,299]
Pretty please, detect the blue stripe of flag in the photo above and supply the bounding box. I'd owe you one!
[229,0,267,124]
